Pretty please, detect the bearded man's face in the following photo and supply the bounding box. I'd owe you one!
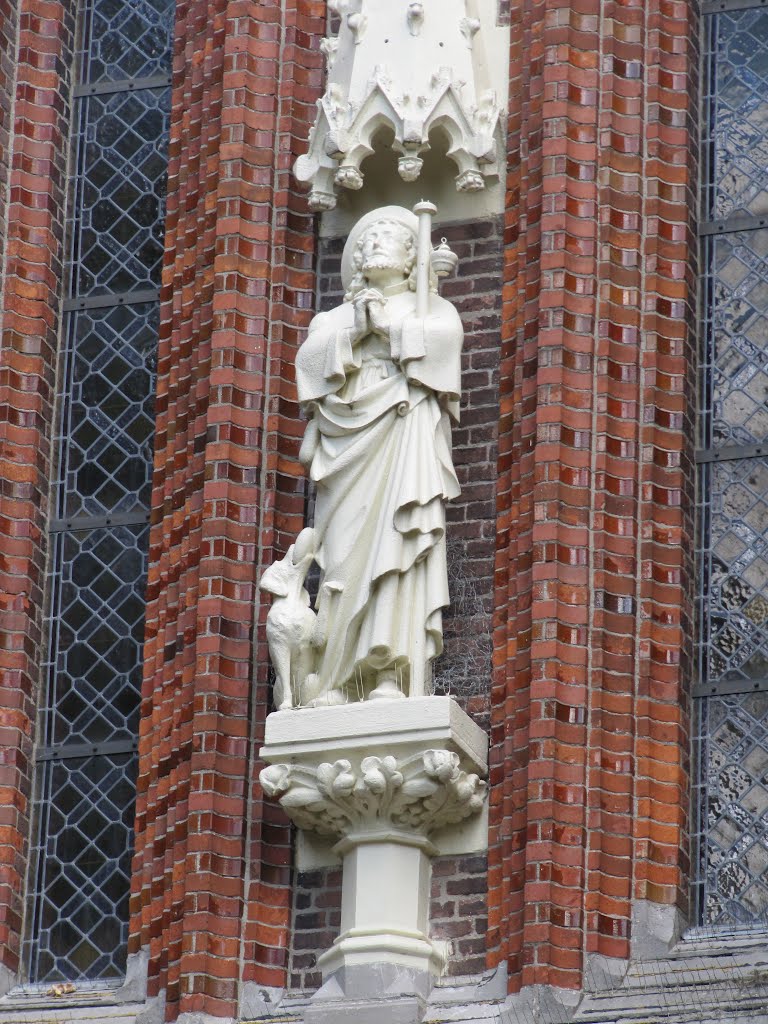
[360,223,412,279]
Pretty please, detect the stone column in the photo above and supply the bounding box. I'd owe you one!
[260,696,488,1023]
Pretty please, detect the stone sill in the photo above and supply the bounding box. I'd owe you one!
[0,933,764,1024]
[0,999,145,1023]
[242,933,768,1024]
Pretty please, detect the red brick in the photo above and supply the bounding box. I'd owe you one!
[488,0,697,995]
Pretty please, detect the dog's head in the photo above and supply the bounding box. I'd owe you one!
[259,528,317,598]
[259,551,294,598]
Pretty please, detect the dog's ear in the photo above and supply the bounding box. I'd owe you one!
[293,527,316,564]
[259,548,293,598]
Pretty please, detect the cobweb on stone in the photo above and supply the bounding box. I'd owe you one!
[577,920,768,1023]
[486,926,768,1024]
[302,491,492,703]
[432,536,492,702]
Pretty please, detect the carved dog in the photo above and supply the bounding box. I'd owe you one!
[259,528,317,711]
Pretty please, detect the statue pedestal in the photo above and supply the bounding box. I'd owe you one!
[322,829,440,976]
[260,697,488,1018]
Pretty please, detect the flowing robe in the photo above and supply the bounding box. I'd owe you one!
[296,286,463,700]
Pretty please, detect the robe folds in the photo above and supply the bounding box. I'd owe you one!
[296,288,463,700]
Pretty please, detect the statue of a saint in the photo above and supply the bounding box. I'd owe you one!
[262,204,463,707]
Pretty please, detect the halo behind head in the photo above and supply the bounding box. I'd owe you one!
[341,205,420,293]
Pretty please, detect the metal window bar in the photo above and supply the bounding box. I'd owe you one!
[73,74,171,98]
[700,213,768,235]
[62,288,160,312]
[703,0,768,13]
[694,4,768,931]
[696,444,768,463]
[22,0,174,986]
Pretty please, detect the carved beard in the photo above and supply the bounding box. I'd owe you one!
[362,253,404,273]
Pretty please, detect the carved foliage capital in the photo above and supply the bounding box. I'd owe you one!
[260,748,486,839]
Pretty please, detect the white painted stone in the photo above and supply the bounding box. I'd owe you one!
[259,746,485,847]
[262,696,487,766]
[259,204,465,709]
[0,968,12,1000]
[260,697,487,980]
[295,798,488,870]
[259,528,318,710]
[274,698,490,871]
[295,0,505,211]
[317,835,450,978]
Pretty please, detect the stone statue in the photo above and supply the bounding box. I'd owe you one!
[258,527,317,710]
[258,203,489,1007]
[294,0,502,210]
[260,203,462,707]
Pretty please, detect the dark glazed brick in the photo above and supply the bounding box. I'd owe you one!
[288,867,342,992]
[430,855,489,978]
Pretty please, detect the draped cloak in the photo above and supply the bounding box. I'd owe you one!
[295,287,463,700]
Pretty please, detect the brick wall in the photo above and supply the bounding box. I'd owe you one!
[288,868,342,992]
[130,0,325,1018]
[430,855,489,979]
[0,0,74,980]
[489,0,698,995]
[288,855,490,992]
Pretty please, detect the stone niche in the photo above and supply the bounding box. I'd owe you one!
[296,0,510,236]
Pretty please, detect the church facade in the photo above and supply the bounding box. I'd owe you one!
[0,1,766,1022]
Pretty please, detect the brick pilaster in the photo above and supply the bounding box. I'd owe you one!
[489,0,698,994]
[0,0,74,980]
[130,0,324,1018]
[0,0,19,247]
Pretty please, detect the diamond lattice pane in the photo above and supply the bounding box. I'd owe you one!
[58,304,158,518]
[706,9,768,219]
[46,526,149,747]
[80,0,175,84]
[71,89,170,297]
[700,460,768,686]
[26,754,138,983]
[701,692,768,928]
[702,231,768,449]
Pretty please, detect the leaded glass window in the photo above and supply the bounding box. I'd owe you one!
[22,0,174,984]
[694,1,768,931]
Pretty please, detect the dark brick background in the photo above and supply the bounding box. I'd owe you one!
[288,868,342,991]
[289,854,489,992]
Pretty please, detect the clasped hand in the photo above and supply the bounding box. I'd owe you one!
[353,289,391,341]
